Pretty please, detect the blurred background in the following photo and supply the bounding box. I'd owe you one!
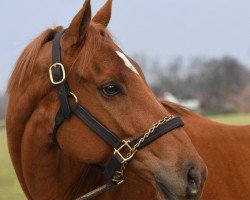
[0,0,249,199]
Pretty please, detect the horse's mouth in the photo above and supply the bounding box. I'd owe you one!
[156,179,198,200]
[156,180,179,200]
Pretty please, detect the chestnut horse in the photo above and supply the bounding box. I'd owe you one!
[6,0,207,200]
[6,0,248,200]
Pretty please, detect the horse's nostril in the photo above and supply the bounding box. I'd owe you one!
[186,168,200,197]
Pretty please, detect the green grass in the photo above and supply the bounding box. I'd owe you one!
[0,129,26,200]
[208,113,250,125]
[0,114,249,199]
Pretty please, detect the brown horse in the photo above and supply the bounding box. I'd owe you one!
[6,0,248,200]
[7,0,207,199]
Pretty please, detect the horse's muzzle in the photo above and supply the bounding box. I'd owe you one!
[155,164,207,200]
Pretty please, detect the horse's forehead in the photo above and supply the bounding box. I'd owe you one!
[116,51,139,75]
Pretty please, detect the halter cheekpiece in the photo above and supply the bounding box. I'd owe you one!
[50,29,184,200]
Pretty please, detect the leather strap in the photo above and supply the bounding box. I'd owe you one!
[104,154,123,179]
[75,181,118,200]
[130,117,184,148]
[71,103,123,148]
[51,29,71,119]
[51,29,71,146]
[52,29,66,63]
[52,107,69,147]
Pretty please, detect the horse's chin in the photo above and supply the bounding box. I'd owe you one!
[155,180,199,200]
[156,181,179,200]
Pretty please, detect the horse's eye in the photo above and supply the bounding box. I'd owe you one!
[101,84,121,96]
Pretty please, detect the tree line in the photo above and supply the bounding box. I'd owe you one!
[135,55,250,114]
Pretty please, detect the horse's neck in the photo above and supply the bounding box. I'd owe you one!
[7,89,53,200]
[23,146,102,200]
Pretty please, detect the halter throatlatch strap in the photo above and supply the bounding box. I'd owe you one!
[50,30,185,200]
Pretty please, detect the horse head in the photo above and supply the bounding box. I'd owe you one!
[7,0,207,199]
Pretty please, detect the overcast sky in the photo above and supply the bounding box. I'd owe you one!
[0,0,250,93]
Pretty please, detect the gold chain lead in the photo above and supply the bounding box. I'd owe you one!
[112,115,175,183]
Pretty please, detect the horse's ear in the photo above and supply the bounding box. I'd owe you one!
[92,0,112,27]
[63,0,92,47]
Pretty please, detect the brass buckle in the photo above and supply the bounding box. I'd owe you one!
[49,63,66,85]
[113,140,136,163]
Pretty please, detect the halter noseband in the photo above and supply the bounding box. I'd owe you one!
[50,29,184,200]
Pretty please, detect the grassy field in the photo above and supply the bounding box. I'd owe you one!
[0,114,249,199]
[0,129,26,200]
[208,113,250,125]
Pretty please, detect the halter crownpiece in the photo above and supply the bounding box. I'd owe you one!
[50,29,184,200]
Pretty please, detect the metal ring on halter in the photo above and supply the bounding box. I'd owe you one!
[69,92,78,103]
[49,63,66,85]
[113,140,136,163]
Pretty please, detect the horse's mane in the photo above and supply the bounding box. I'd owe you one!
[7,24,112,94]
[7,28,61,93]
[160,99,194,116]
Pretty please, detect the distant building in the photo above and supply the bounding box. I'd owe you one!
[163,92,200,112]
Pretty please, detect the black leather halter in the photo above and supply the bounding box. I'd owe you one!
[50,29,184,200]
